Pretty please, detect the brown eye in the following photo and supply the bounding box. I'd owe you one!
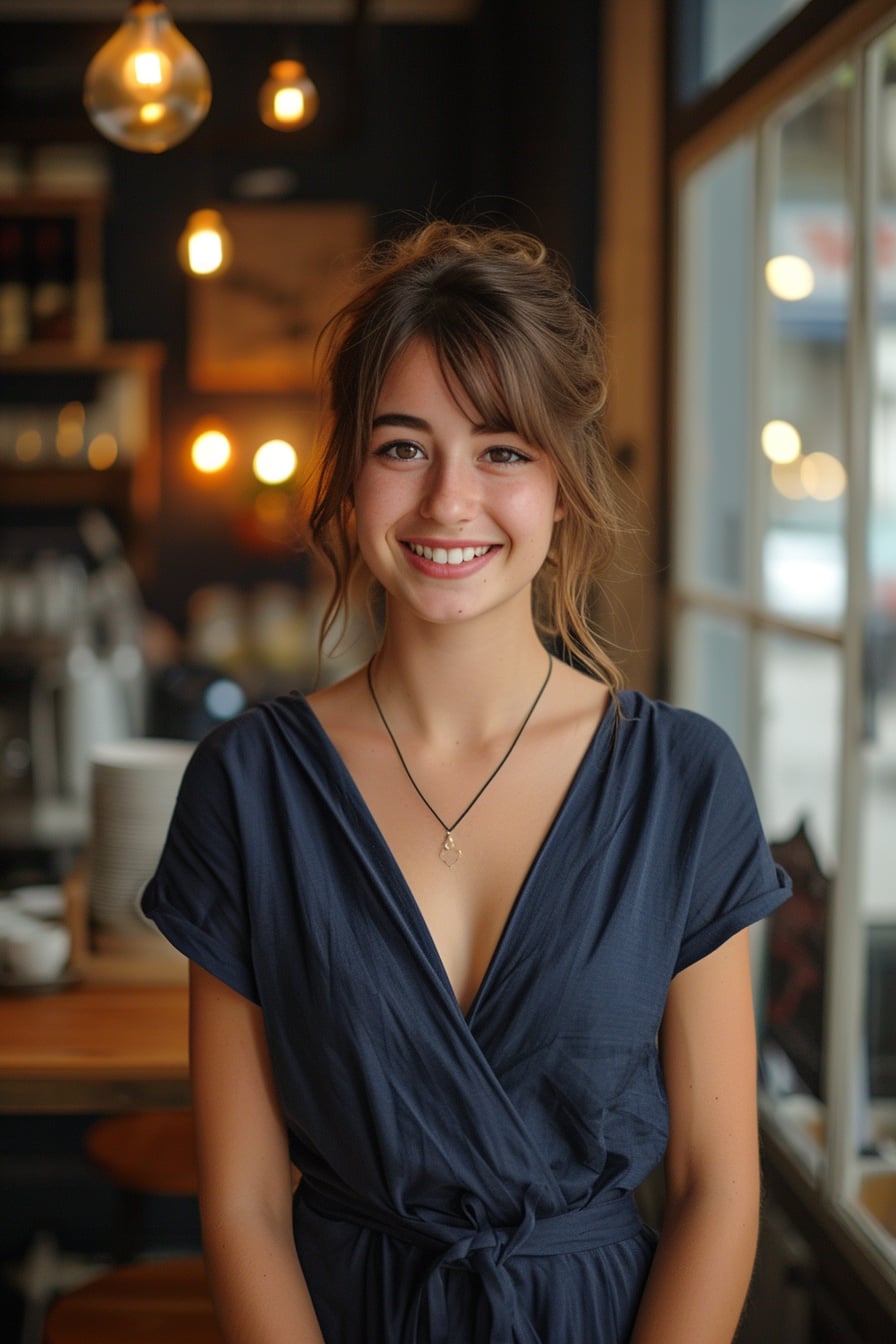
[484,446,529,465]
[376,440,422,461]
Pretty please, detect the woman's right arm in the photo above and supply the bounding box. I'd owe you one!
[189,960,326,1343]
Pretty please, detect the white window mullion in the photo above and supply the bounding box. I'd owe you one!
[748,122,773,786]
[824,39,873,1213]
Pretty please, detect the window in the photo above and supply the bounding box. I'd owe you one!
[671,12,896,1284]
[675,0,812,101]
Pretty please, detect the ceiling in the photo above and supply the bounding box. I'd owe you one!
[0,0,477,20]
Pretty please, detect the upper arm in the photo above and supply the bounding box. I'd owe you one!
[189,961,295,1224]
[659,929,760,1209]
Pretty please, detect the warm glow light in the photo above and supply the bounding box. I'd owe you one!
[188,228,223,274]
[177,208,233,278]
[139,101,166,124]
[770,459,806,500]
[253,439,298,485]
[87,433,118,470]
[59,400,85,427]
[56,401,86,458]
[273,86,305,123]
[761,419,802,464]
[130,48,168,90]
[765,254,815,301]
[15,429,42,463]
[56,424,84,457]
[83,1,211,154]
[191,428,232,473]
[258,60,319,131]
[801,451,847,501]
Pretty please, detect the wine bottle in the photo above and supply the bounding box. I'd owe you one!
[0,220,30,351]
[30,218,76,342]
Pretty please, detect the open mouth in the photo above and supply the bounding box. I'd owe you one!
[404,542,494,566]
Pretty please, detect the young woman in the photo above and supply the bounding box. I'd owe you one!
[143,221,791,1344]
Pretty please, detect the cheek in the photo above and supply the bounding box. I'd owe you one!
[350,471,385,535]
[351,473,403,569]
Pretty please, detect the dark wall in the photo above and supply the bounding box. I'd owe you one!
[1,2,600,629]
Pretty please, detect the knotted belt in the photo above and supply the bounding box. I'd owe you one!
[298,1181,644,1344]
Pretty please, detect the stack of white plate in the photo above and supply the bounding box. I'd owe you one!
[88,738,195,934]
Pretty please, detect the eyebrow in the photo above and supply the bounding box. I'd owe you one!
[371,412,431,431]
[371,412,514,435]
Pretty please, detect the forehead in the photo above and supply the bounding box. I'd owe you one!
[374,335,519,433]
[375,339,449,404]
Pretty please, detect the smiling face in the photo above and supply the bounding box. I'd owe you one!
[352,338,563,633]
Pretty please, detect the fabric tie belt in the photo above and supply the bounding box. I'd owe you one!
[299,1182,644,1344]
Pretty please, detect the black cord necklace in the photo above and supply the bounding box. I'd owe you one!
[366,651,553,867]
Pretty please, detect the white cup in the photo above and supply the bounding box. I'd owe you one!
[0,914,71,986]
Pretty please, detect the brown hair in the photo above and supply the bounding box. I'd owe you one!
[308,220,623,687]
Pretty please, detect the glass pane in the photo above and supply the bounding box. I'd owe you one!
[670,606,749,755]
[757,633,842,1162]
[676,138,754,597]
[856,22,896,1253]
[759,69,852,630]
[676,0,810,101]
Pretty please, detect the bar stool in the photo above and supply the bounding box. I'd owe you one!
[83,1110,198,1263]
[43,1256,220,1344]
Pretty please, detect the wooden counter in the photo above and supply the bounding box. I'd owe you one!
[0,981,189,1113]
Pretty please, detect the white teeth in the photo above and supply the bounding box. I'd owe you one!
[408,542,491,565]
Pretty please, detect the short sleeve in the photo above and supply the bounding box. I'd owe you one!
[673,717,791,976]
[141,726,259,1003]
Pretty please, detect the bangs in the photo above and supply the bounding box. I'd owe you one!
[427,320,547,447]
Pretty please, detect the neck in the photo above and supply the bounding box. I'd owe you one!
[371,611,551,745]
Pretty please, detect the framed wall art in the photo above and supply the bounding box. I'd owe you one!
[188,202,372,393]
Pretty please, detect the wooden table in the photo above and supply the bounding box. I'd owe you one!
[0,982,190,1113]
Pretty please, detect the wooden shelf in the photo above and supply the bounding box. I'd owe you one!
[0,340,164,374]
[0,342,165,581]
[0,463,134,510]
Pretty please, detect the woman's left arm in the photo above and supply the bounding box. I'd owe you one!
[629,928,761,1344]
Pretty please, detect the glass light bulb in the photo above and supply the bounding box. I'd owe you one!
[258,60,319,131]
[177,209,233,278]
[191,429,232,474]
[83,1,211,154]
[253,439,298,485]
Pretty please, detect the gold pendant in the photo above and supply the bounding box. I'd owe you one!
[439,832,461,867]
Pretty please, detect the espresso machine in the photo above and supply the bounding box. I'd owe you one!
[0,510,146,876]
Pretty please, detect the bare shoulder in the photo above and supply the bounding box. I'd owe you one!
[306,666,374,749]
[543,659,612,734]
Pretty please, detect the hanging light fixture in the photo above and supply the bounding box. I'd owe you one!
[258,59,319,131]
[177,209,233,278]
[83,1,211,154]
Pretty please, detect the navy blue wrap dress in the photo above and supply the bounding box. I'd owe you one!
[141,689,791,1344]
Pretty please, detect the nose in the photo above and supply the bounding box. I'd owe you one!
[420,456,479,526]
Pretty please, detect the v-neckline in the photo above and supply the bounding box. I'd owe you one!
[296,690,621,1026]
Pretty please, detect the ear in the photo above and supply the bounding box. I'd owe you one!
[553,491,566,523]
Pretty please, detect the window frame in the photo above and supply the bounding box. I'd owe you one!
[667,0,896,1303]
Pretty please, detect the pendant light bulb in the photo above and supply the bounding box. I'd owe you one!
[177,209,233,279]
[258,60,319,131]
[83,1,211,153]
